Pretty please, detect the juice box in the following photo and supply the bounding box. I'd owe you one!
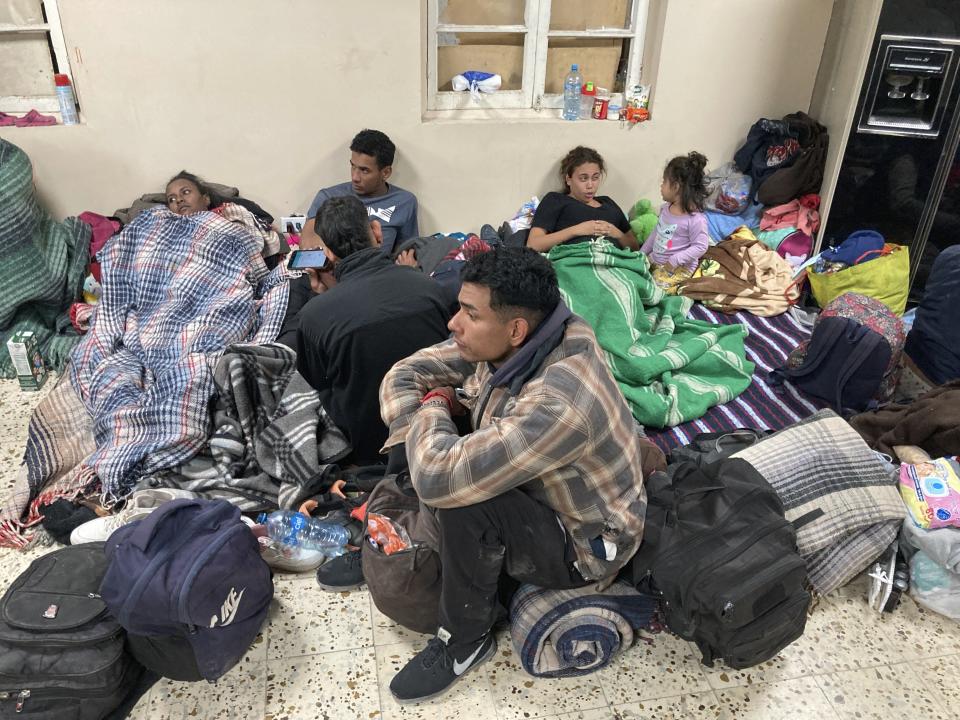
[6,330,48,391]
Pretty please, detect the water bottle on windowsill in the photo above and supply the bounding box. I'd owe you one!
[563,64,582,121]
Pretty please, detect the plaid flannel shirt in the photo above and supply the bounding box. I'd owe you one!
[380,317,646,581]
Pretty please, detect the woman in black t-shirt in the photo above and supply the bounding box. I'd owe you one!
[528,146,639,252]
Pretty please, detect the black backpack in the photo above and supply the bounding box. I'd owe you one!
[772,315,891,414]
[628,459,810,669]
[0,544,142,719]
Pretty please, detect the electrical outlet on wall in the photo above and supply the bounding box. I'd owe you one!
[280,215,306,233]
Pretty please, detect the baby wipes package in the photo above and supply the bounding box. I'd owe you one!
[899,456,960,529]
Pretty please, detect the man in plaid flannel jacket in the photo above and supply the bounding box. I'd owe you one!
[379,246,647,703]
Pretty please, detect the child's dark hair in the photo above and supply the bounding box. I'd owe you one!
[663,152,708,213]
[166,170,222,207]
[559,146,606,194]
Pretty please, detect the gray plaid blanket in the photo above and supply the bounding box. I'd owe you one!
[146,343,351,511]
[733,409,905,594]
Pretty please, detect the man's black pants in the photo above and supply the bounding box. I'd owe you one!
[437,490,590,649]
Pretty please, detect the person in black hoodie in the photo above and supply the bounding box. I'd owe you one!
[295,195,451,465]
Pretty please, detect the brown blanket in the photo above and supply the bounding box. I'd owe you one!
[849,380,960,460]
[678,233,800,316]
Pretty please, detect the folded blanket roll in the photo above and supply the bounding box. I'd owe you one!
[509,582,661,678]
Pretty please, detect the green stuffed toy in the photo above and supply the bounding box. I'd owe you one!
[629,198,658,244]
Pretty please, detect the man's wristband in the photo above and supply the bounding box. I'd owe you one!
[420,390,452,412]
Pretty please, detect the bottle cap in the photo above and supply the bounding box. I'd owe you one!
[582,82,596,96]
[54,74,71,87]
[571,64,579,71]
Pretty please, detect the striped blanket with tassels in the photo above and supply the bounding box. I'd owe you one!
[509,582,662,678]
[0,378,96,549]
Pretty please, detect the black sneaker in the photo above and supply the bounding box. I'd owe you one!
[389,632,496,704]
[315,549,364,591]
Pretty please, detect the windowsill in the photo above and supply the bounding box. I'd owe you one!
[0,114,86,128]
[422,107,649,126]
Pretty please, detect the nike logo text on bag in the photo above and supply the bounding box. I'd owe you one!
[209,587,245,628]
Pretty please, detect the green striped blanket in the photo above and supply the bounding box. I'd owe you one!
[0,139,89,378]
[548,240,754,428]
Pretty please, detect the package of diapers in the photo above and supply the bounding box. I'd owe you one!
[899,456,960,529]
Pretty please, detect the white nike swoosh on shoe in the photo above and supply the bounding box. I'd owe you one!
[452,640,487,676]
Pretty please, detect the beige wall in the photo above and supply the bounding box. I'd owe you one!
[809,0,882,245]
[1,0,832,233]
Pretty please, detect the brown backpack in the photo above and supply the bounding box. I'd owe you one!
[361,473,442,634]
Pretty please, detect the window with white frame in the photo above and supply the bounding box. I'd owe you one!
[426,0,649,113]
[0,0,73,114]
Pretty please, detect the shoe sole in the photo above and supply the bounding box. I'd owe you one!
[316,580,366,592]
[390,638,497,705]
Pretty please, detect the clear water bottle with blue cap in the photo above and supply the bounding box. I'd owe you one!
[563,64,582,121]
[258,510,349,555]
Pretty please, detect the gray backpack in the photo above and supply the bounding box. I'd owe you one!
[0,543,142,719]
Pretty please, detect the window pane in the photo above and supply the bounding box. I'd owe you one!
[438,0,526,27]
[0,35,54,96]
[0,0,44,25]
[544,38,629,94]
[550,0,632,31]
[437,32,525,92]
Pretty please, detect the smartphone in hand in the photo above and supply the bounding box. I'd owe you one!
[288,248,329,270]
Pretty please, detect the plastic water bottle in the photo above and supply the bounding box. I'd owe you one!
[54,74,78,125]
[259,510,350,553]
[563,64,582,121]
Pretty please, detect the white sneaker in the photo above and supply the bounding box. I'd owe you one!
[257,535,327,573]
[69,488,197,545]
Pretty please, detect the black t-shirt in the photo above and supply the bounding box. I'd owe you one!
[530,191,632,247]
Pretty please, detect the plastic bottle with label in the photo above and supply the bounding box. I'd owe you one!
[562,64,582,121]
[54,74,78,125]
[580,82,597,120]
[259,510,349,555]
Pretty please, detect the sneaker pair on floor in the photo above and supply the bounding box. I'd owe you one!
[868,540,909,613]
[69,488,197,544]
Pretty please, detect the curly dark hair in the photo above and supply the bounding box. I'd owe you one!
[350,129,396,169]
[314,195,374,259]
[558,146,606,194]
[461,246,560,324]
[165,170,222,207]
[663,151,709,213]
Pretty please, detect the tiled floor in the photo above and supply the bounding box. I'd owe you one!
[1,377,959,719]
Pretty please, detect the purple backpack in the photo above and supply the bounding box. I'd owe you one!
[100,499,273,682]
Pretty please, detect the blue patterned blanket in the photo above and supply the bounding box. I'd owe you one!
[69,207,289,500]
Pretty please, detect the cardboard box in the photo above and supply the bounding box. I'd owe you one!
[6,330,47,391]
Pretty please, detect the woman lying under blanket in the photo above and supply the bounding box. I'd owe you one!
[164,170,285,263]
[528,146,755,429]
[0,198,291,547]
